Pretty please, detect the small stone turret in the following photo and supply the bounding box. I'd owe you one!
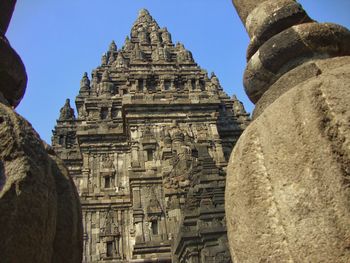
[59,99,75,121]
[109,40,117,52]
[79,72,90,96]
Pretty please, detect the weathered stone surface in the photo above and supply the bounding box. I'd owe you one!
[0,102,83,263]
[0,34,27,108]
[0,103,56,262]
[244,22,350,104]
[0,0,27,108]
[226,60,350,262]
[52,9,249,262]
[0,3,83,262]
[227,1,350,262]
[47,146,83,263]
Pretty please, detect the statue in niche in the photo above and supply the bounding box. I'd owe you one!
[102,155,114,169]
[163,46,171,61]
[195,124,208,141]
[108,53,115,65]
[150,28,159,44]
[78,105,88,119]
[132,43,144,61]
[152,43,169,62]
[114,52,127,68]
[138,28,149,44]
[151,46,160,62]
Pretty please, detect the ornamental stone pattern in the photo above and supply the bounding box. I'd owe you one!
[52,9,249,263]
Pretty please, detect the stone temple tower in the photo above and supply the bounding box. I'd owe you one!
[52,9,249,262]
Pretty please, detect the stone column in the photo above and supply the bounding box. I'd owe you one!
[226,1,350,263]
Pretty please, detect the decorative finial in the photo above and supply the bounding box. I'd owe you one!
[138,8,150,17]
[101,53,107,65]
[80,72,90,88]
[59,99,75,121]
[109,40,117,52]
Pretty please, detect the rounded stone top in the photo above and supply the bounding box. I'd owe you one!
[0,35,27,108]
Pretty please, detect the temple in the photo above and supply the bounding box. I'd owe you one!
[52,9,249,262]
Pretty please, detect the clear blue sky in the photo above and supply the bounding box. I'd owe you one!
[6,0,350,144]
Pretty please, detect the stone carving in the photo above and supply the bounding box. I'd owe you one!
[138,29,149,44]
[150,28,160,44]
[114,52,127,68]
[109,40,117,52]
[152,43,170,62]
[0,3,82,262]
[59,99,75,121]
[102,155,114,169]
[226,1,350,262]
[52,8,248,263]
[161,27,172,44]
[131,43,144,61]
[101,53,107,66]
[98,70,114,95]
[123,36,133,51]
[108,53,115,65]
[79,72,90,96]
[176,42,194,63]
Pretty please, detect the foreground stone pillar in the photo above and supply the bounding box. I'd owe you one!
[0,1,83,262]
[226,1,350,262]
